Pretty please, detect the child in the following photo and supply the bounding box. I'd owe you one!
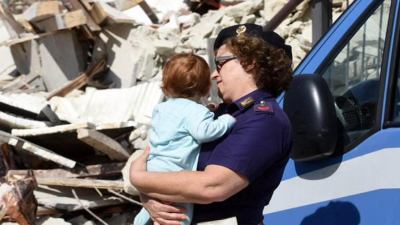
[133,53,236,225]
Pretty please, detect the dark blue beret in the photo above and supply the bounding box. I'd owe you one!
[214,23,292,60]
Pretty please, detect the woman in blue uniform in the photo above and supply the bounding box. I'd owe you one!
[129,23,293,225]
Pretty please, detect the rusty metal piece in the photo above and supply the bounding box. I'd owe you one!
[1,171,37,225]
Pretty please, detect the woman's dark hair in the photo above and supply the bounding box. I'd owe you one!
[225,34,293,97]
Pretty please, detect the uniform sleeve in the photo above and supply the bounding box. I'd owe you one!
[207,116,288,182]
[184,106,236,143]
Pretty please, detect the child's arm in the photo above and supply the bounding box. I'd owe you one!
[185,108,235,143]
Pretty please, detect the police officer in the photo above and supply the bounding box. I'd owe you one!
[130,23,293,225]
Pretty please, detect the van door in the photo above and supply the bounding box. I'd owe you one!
[265,0,400,224]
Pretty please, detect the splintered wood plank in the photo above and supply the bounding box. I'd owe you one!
[23,1,61,22]
[36,177,125,190]
[34,10,87,32]
[0,130,76,168]
[35,186,125,211]
[63,0,101,31]
[7,162,125,179]
[11,122,92,137]
[77,128,130,160]
[0,2,25,37]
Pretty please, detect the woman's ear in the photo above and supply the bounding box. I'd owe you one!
[243,62,256,72]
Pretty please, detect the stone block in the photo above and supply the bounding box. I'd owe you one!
[38,30,86,91]
[10,38,41,76]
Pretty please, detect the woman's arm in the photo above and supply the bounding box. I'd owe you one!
[130,150,249,204]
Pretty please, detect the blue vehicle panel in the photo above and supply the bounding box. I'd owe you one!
[265,0,400,224]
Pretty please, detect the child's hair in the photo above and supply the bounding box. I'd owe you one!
[162,53,211,98]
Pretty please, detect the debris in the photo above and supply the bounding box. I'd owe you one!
[22,1,62,23]
[77,128,130,160]
[0,0,354,223]
[0,130,77,169]
[0,171,37,225]
[46,57,107,100]
[36,177,124,190]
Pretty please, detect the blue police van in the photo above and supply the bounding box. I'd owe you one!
[264,0,400,224]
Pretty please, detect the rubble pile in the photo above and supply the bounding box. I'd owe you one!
[0,0,352,224]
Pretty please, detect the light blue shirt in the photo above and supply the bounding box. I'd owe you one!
[147,98,236,172]
[133,98,235,225]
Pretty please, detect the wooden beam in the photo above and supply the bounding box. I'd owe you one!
[0,130,76,168]
[62,0,101,32]
[77,128,130,160]
[11,122,92,137]
[7,162,125,179]
[36,177,125,190]
[138,1,158,24]
[89,2,107,25]
[33,9,87,33]
[0,2,25,38]
[23,1,61,22]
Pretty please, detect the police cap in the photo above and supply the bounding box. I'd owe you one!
[214,23,292,60]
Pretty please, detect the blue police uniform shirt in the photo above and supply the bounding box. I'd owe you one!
[192,89,293,225]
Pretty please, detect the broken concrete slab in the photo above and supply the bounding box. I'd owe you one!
[98,1,138,24]
[123,0,187,25]
[114,0,143,11]
[98,24,156,86]
[38,30,87,91]
[47,83,162,125]
[223,0,263,18]
[263,0,287,21]
[183,10,224,38]
[99,24,138,87]
[57,82,162,125]
[0,21,15,76]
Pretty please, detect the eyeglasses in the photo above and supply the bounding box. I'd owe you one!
[214,55,238,73]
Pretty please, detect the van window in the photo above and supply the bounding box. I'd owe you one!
[321,0,391,145]
[394,74,400,122]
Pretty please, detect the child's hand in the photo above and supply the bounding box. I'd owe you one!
[206,103,218,112]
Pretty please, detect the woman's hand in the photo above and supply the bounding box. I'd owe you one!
[140,194,187,225]
[129,147,150,189]
[131,146,150,172]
